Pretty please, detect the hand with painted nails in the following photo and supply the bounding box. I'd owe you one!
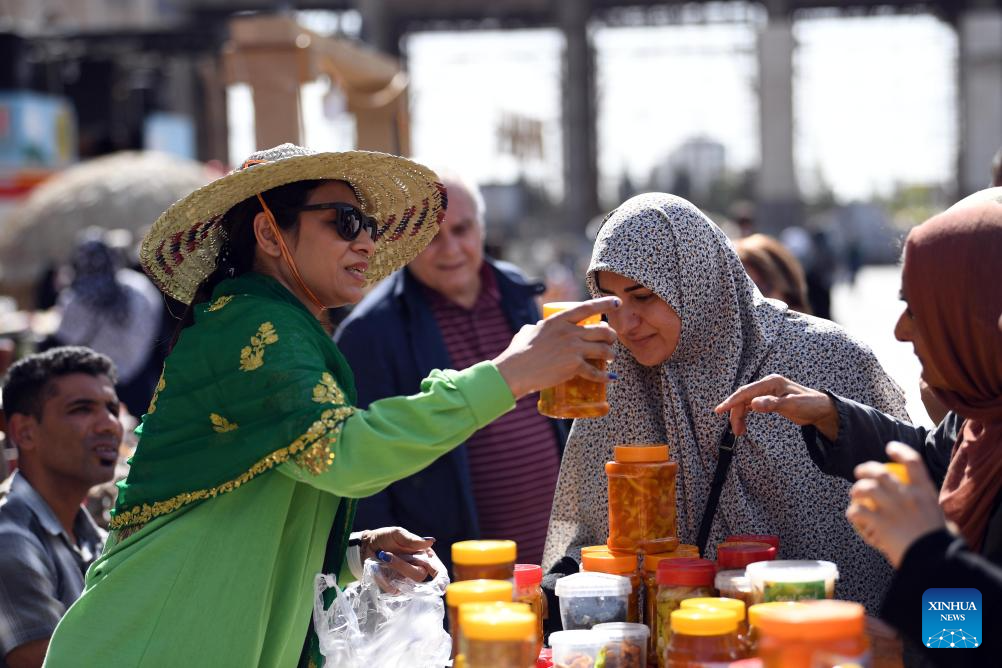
[713,373,839,439]
[493,296,621,399]
[845,442,946,568]
[356,526,439,582]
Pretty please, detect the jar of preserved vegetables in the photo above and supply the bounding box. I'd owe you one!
[460,602,538,668]
[665,608,742,667]
[453,540,518,582]
[514,564,546,652]
[641,548,699,666]
[606,445,678,554]
[753,600,869,668]
[446,579,514,658]
[745,560,838,605]
[581,550,642,623]
[537,302,609,419]
[655,558,716,668]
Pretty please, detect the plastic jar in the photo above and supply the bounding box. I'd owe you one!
[714,570,753,609]
[555,572,633,630]
[460,602,538,668]
[680,597,748,648]
[549,629,606,668]
[666,608,742,667]
[446,579,514,658]
[753,600,869,668]
[745,560,838,604]
[746,602,799,655]
[605,444,679,554]
[581,550,642,623]
[452,540,518,582]
[537,302,609,419]
[514,564,546,652]
[594,622,651,668]
[655,558,716,667]
[725,534,780,552]
[715,541,776,571]
[642,548,699,665]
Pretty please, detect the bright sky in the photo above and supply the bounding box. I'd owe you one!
[404,13,957,203]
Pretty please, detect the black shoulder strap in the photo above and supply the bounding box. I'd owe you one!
[696,427,736,557]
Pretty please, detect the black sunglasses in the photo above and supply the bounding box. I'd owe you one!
[288,202,380,242]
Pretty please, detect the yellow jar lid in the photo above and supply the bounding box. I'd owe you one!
[614,444,669,462]
[454,655,466,668]
[670,609,738,636]
[446,579,514,607]
[452,540,517,565]
[461,602,536,640]
[680,597,746,622]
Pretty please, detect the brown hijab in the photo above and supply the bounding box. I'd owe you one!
[902,192,1002,551]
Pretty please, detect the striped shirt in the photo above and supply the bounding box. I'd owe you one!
[424,265,561,565]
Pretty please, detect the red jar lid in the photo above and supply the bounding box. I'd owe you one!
[536,647,554,668]
[656,557,716,586]
[514,563,543,587]
[725,534,780,551]
[716,541,777,570]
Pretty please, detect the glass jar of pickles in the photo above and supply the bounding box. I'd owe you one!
[513,564,546,652]
[581,550,641,623]
[753,600,869,668]
[537,302,610,419]
[665,608,742,667]
[452,540,518,582]
[605,445,678,554]
[460,602,538,668]
[654,558,716,668]
[446,579,514,658]
[641,547,699,666]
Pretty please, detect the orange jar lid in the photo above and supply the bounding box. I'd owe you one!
[752,600,864,640]
[643,548,700,572]
[884,463,910,484]
[614,444,669,463]
[582,550,637,575]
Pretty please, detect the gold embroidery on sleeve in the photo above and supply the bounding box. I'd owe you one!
[312,372,346,405]
[239,322,279,371]
[207,295,234,312]
[147,372,166,415]
[210,413,239,433]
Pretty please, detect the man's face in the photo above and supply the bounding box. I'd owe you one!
[406,180,485,303]
[24,373,122,488]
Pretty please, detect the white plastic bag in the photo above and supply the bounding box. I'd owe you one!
[313,552,452,668]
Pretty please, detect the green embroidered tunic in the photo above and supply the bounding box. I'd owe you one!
[44,273,515,667]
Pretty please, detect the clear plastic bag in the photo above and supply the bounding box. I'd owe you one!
[313,552,452,667]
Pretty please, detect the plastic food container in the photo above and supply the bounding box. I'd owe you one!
[605,444,679,554]
[514,565,547,652]
[725,534,780,551]
[666,608,743,667]
[537,302,609,419]
[452,540,518,582]
[745,561,838,604]
[753,600,869,668]
[655,558,717,667]
[594,622,651,668]
[581,550,642,623]
[549,629,607,668]
[460,602,538,668]
[642,548,699,665]
[714,570,753,608]
[715,541,776,570]
[555,572,632,630]
[446,579,514,658]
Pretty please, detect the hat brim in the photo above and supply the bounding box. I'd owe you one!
[140,150,446,305]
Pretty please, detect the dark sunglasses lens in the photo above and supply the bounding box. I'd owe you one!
[338,208,363,240]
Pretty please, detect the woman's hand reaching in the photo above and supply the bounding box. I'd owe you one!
[355,526,438,582]
[845,442,947,568]
[714,373,840,440]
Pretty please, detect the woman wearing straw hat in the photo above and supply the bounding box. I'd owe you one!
[43,144,620,667]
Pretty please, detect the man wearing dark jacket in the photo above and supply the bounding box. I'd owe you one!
[335,173,567,571]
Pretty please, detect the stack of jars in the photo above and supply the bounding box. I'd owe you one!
[458,601,538,668]
[655,558,717,667]
[714,541,777,608]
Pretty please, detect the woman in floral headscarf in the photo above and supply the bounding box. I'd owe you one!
[542,193,908,613]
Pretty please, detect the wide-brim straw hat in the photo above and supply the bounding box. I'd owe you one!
[139,143,447,305]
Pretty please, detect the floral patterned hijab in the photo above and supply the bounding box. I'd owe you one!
[543,193,908,612]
